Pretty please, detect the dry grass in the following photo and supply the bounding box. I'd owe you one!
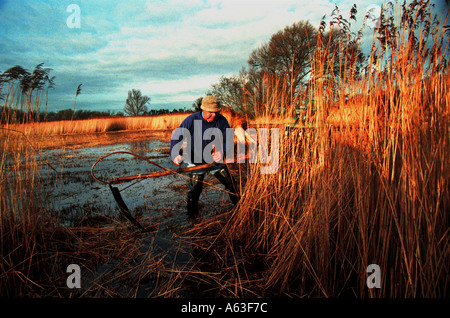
[181,3,450,298]
[0,134,161,296]
[1,110,249,148]
[2,113,192,137]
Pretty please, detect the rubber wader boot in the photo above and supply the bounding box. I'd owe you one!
[187,173,205,217]
[213,167,240,205]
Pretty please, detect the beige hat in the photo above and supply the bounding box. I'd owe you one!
[201,95,221,112]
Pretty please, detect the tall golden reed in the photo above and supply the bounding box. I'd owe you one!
[214,2,449,297]
[0,131,49,296]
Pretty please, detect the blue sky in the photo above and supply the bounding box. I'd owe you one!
[0,0,448,113]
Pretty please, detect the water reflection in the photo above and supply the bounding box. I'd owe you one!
[127,139,168,158]
[128,140,152,157]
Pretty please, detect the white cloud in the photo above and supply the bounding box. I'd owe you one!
[126,74,226,98]
[2,0,447,112]
[99,0,339,68]
[144,0,204,17]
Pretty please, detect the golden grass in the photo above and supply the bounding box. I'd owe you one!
[1,113,192,136]
[184,3,450,298]
[0,112,195,296]
[1,109,250,141]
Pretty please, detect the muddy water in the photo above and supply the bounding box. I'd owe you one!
[39,131,234,224]
[37,130,237,296]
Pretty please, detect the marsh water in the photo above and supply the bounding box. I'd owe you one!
[39,131,235,222]
[33,130,237,296]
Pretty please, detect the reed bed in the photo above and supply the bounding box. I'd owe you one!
[0,137,47,296]
[0,133,159,296]
[1,113,190,137]
[1,110,250,138]
[0,113,190,296]
[184,2,450,297]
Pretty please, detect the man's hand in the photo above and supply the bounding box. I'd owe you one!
[213,151,222,163]
[212,145,222,163]
[173,154,183,166]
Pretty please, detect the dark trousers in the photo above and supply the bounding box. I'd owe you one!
[187,166,239,216]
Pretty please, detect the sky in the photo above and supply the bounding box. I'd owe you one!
[0,0,448,113]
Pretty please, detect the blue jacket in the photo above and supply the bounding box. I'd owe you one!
[170,111,233,164]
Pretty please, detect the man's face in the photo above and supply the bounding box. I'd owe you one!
[203,110,218,123]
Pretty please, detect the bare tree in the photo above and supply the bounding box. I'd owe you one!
[123,89,150,116]
[210,74,246,114]
[248,20,318,95]
[210,13,366,118]
[192,96,202,112]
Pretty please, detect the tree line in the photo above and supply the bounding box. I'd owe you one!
[0,107,114,123]
[0,105,190,123]
[0,65,188,123]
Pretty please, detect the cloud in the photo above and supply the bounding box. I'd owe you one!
[129,74,226,97]
[1,0,448,112]
[104,0,334,68]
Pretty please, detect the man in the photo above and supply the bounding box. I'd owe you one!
[170,95,239,218]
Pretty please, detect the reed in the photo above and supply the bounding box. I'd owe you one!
[197,1,450,297]
[0,133,49,296]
